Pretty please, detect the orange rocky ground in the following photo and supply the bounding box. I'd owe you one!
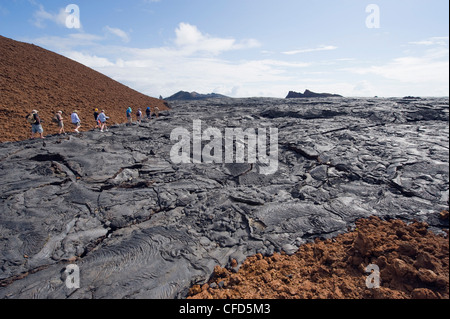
[0,35,168,143]
[189,215,449,299]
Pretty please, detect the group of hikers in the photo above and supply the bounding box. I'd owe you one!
[26,106,160,140]
[126,106,159,124]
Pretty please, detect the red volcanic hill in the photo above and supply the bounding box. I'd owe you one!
[0,35,168,143]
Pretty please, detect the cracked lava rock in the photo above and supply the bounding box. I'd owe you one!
[0,93,448,298]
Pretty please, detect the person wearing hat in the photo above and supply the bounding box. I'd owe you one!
[126,107,133,124]
[71,110,81,133]
[93,108,101,130]
[55,111,65,135]
[28,110,45,139]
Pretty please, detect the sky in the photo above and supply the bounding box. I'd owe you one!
[0,0,448,98]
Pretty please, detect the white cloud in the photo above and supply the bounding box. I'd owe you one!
[348,50,449,85]
[104,26,131,43]
[342,43,449,97]
[30,22,311,97]
[282,45,338,55]
[65,51,115,68]
[409,37,449,46]
[32,4,77,29]
[174,22,260,55]
[30,33,103,51]
[351,81,377,97]
[31,23,449,98]
[93,53,304,97]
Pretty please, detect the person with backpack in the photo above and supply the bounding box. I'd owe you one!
[54,111,65,135]
[136,108,142,124]
[27,110,45,139]
[126,107,132,124]
[146,107,151,120]
[71,110,81,133]
[97,110,110,132]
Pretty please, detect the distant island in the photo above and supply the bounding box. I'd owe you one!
[286,89,343,99]
[164,91,229,101]
[164,89,344,101]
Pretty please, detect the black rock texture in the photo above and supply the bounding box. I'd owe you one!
[0,97,448,299]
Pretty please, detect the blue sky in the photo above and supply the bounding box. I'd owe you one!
[0,0,448,98]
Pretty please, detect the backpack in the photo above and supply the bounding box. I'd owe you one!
[26,114,36,124]
[52,115,59,123]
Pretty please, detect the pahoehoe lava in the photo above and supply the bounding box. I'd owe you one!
[0,96,448,299]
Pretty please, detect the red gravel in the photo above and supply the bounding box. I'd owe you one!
[189,215,449,299]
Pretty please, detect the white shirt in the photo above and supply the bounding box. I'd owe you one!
[71,113,80,124]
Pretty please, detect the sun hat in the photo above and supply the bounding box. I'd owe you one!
[32,110,38,114]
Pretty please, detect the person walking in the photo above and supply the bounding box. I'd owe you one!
[71,110,81,133]
[55,111,65,135]
[93,108,101,130]
[27,110,45,139]
[146,107,152,120]
[126,107,133,124]
[97,110,110,132]
[136,108,142,124]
